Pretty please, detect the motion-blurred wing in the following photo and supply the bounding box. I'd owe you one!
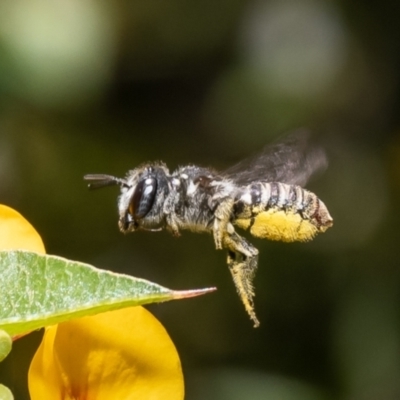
[223,129,328,186]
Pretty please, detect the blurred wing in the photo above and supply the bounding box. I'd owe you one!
[223,129,328,186]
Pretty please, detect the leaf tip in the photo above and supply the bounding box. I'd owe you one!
[171,286,217,300]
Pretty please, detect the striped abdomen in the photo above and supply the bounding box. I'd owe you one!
[233,182,333,242]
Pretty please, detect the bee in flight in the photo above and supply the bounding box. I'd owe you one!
[84,130,333,327]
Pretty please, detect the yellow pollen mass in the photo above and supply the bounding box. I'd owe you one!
[236,209,318,242]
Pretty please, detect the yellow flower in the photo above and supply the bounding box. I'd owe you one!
[0,204,184,399]
[0,204,45,253]
[28,307,184,400]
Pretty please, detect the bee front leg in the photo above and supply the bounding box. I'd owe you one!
[165,215,180,237]
[222,230,260,327]
[163,192,180,237]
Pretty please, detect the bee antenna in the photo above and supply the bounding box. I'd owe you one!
[83,174,127,190]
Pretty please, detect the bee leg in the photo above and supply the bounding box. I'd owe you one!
[165,215,181,237]
[223,231,260,327]
[213,198,234,249]
[164,192,181,237]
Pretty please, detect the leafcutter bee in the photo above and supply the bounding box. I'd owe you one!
[84,130,333,327]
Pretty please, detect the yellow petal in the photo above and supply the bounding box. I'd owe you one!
[29,307,184,400]
[27,325,64,398]
[0,205,45,253]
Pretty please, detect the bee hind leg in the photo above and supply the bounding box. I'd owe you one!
[223,231,260,327]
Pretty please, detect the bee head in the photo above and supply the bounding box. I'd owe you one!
[117,163,171,233]
[85,163,170,233]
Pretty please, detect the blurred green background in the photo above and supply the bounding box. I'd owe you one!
[1,0,400,399]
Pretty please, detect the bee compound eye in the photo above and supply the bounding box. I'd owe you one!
[129,177,158,219]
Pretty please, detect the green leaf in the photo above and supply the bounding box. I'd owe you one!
[0,330,11,361]
[0,384,14,400]
[0,251,215,336]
